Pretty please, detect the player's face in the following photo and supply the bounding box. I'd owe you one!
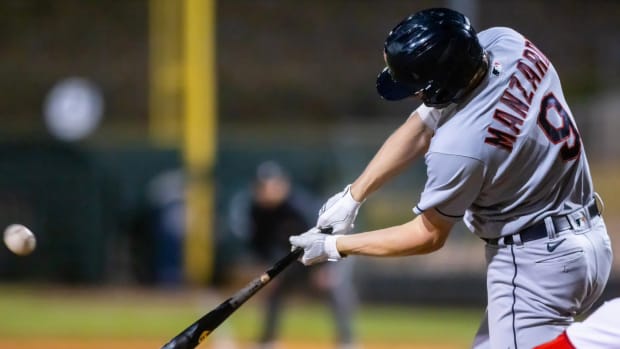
[254,177,290,208]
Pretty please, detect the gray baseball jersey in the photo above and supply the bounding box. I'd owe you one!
[413,27,593,240]
[412,27,612,349]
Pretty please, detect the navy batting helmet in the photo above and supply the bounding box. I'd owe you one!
[376,8,486,107]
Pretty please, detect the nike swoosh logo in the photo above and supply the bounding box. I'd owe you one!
[547,238,567,252]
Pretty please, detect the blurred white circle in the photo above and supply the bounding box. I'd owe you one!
[43,77,104,141]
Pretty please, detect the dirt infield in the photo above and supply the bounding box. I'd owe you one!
[0,338,462,349]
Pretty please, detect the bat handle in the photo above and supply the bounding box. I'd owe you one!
[275,227,331,271]
[266,227,335,278]
[320,227,334,234]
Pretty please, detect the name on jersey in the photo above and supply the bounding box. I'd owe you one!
[484,41,550,152]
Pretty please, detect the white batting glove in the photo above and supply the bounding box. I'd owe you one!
[289,228,343,266]
[317,184,363,235]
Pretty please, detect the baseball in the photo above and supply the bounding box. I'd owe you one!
[3,224,36,256]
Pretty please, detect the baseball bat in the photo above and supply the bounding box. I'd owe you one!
[160,246,306,349]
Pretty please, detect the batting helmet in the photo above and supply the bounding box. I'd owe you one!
[376,8,486,107]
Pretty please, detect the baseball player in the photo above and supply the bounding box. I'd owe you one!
[289,7,613,349]
[534,297,620,348]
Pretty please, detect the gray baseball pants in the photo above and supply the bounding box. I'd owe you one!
[472,210,613,348]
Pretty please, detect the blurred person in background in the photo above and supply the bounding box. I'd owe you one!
[228,161,357,349]
[289,7,612,349]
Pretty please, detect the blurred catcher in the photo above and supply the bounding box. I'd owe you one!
[228,161,357,349]
[289,7,613,349]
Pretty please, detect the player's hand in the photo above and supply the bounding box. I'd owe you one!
[317,184,363,235]
[289,228,343,265]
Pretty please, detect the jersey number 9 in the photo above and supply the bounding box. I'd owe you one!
[537,93,582,161]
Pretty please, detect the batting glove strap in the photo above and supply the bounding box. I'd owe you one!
[324,234,344,261]
[340,184,363,209]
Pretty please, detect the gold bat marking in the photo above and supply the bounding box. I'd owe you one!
[198,330,211,343]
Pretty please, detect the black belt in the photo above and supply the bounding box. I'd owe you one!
[484,201,600,245]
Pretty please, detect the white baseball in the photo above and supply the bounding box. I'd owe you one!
[3,224,36,256]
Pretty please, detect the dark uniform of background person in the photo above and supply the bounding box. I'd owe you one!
[227,161,357,349]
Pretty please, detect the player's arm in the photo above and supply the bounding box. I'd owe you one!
[316,109,435,235]
[290,209,453,264]
[293,154,483,264]
[338,208,453,256]
[350,110,433,201]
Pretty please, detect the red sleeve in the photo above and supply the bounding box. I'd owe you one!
[533,331,575,349]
